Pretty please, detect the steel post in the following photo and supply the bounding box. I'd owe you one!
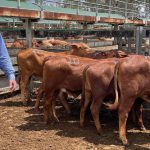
[113,24,118,45]
[135,26,143,54]
[17,0,20,9]
[108,0,112,18]
[25,19,32,48]
[127,37,132,52]
[149,30,150,55]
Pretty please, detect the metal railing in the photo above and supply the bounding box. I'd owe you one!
[40,0,150,19]
[15,0,150,20]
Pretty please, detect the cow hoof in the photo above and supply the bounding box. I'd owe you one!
[140,126,146,131]
[54,117,60,123]
[80,122,85,128]
[120,138,129,146]
[97,129,103,135]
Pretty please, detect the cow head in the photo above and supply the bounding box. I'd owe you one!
[70,42,92,57]
[117,50,128,58]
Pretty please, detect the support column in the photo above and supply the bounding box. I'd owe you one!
[148,29,150,56]
[118,36,123,49]
[127,37,132,52]
[83,23,88,43]
[25,19,32,48]
[135,26,143,54]
[113,24,118,45]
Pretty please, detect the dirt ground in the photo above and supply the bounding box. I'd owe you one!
[0,95,150,150]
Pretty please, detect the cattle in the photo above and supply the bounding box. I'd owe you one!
[11,39,53,49]
[17,49,68,110]
[12,39,41,48]
[42,39,70,46]
[18,42,127,106]
[70,43,128,58]
[105,55,150,145]
[80,58,119,134]
[42,55,98,123]
[34,43,128,111]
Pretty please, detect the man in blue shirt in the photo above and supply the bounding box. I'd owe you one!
[0,33,16,91]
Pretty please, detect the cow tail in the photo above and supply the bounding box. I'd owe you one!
[104,63,119,110]
[80,65,90,107]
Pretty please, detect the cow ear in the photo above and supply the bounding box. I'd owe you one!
[71,43,79,49]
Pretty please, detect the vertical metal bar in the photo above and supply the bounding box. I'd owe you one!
[118,36,123,50]
[77,0,79,15]
[96,0,98,17]
[13,18,15,28]
[125,0,127,19]
[108,0,112,18]
[135,26,143,54]
[40,0,43,8]
[127,37,132,52]
[25,19,32,48]
[148,29,150,55]
[113,25,118,45]
[17,0,20,9]
[40,0,43,18]
[83,23,87,43]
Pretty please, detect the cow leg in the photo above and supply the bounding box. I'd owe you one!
[35,86,44,111]
[58,90,71,114]
[119,96,136,145]
[52,98,59,122]
[20,74,31,106]
[52,92,59,122]
[132,98,145,131]
[80,90,91,127]
[90,97,103,134]
[44,92,54,124]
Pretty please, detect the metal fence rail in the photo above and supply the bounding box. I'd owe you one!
[11,0,150,20]
[38,0,150,20]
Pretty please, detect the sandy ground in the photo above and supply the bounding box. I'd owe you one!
[0,95,150,150]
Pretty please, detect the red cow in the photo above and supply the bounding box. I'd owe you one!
[106,55,150,145]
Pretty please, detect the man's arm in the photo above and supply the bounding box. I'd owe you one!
[0,33,16,91]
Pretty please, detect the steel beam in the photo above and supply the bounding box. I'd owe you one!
[0,7,149,25]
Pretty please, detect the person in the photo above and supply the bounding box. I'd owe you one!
[0,33,16,92]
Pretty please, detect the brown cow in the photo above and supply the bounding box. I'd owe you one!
[17,48,70,114]
[13,39,26,48]
[42,55,98,123]
[43,39,70,46]
[70,43,127,58]
[18,42,127,106]
[80,58,119,134]
[12,39,43,48]
[106,55,150,145]
[34,43,128,111]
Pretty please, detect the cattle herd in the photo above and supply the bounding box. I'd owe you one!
[16,39,150,146]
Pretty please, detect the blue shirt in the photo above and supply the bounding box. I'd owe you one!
[0,33,15,80]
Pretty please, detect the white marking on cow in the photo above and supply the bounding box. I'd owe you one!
[145,56,150,59]
[68,57,80,65]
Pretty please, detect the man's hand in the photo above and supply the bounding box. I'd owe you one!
[9,79,17,92]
